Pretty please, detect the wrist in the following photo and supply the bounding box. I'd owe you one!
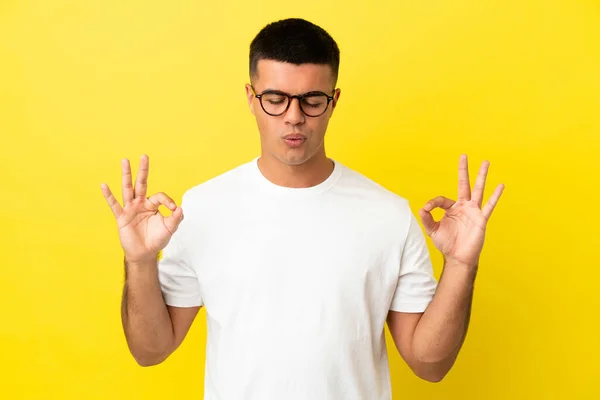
[443,257,479,282]
[124,254,158,271]
[444,256,478,270]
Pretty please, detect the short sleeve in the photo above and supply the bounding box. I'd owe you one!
[389,211,438,313]
[157,225,203,308]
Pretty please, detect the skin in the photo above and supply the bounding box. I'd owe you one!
[387,155,504,382]
[245,59,341,188]
[100,156,198,366]
[100,59,505,382]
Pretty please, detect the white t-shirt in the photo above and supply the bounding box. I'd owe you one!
[158,157,438,400]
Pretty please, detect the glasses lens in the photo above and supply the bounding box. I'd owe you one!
[261,93,289,115]
[300,95,329,116]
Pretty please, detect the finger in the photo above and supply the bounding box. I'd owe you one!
[146,192,177,212]
[419,196,455,236]
[423,196,456,211]
[100,183,123,218]
[458,154,471,201]
[164,206,185,233]
[122,158,134,205]
[134,154,149,199]
[419,207,438,236]
[482,184,505,220]
[471,160,490,208]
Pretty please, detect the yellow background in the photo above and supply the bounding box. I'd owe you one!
[1,0,599,398]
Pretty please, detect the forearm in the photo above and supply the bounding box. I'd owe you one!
[412,258,477,365]
[122,256,174,365]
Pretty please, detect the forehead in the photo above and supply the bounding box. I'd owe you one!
[254,59,334,93]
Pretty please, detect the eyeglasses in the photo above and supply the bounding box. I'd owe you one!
[250,85,335,117]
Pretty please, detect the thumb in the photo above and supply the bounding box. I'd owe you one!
[164,206,184,233]
[418,206,438,236]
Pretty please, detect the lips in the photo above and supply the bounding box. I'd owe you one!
[283,134,306,140]
[283,134,306,148]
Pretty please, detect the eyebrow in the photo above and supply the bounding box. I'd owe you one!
[260,88,331,96]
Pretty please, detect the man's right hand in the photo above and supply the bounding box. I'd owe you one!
[100,154,184,264]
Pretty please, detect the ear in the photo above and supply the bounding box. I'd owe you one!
[245,84,256,115]
[331,88,341,112]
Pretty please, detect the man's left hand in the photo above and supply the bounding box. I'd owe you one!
[418,154,505,269]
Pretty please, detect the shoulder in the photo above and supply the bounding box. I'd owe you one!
[180,158,256,212]
[335,162,413,217]
[334,162,421,245]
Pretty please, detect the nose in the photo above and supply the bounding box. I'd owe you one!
[283,97,305,126]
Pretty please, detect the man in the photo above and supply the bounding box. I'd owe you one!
[101,18,504,399]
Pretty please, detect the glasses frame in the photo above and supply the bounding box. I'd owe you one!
[250,85,336,117]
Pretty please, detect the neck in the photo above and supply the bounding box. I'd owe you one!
[257,153,334,189]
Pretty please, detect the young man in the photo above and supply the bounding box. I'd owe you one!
[101,18,504,400]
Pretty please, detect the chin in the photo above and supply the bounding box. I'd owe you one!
[265,140,324,167]
[280,155,309,166]
[274,151,312,166]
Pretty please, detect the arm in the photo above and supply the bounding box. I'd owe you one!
[387,258,476,382]
[100,154,201,367]
[122,256,200,366]
[388,154,504,382]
